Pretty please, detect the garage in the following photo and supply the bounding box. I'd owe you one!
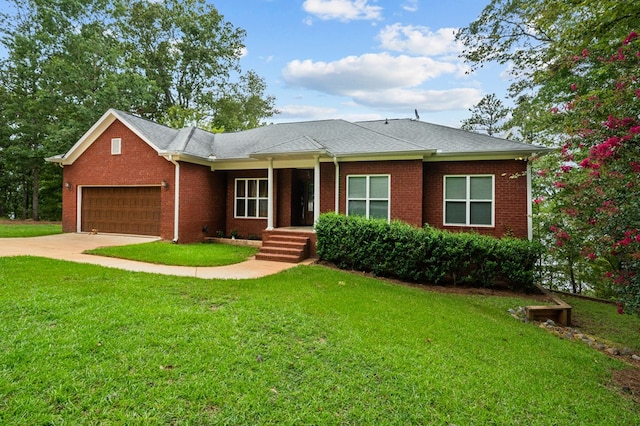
[81,187,161,236]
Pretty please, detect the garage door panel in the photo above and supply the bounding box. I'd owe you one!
[82,187,161,236]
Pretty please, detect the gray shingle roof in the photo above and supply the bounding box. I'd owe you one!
[354,119,539,155]
[72,109,547,163]
[211,119,432,159]
[114,110,178,151]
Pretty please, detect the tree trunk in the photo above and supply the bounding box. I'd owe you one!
[21,178,28,220]
[32,165,39,221]
[569,259,578,293]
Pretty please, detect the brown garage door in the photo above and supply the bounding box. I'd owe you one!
[81,187,161,236]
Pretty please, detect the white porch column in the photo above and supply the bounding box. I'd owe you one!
[267,158,273,231]
[314,155,321,225]
[267,157,274,230]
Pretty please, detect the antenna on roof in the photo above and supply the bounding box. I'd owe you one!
[414,109,420,121]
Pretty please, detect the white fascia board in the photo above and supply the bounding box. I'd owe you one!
[423,151,541,162]
[53,109,165,166]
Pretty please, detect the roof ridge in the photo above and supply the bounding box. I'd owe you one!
[349,120,432,151]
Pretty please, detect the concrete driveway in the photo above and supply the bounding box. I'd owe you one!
[0,233,303,279]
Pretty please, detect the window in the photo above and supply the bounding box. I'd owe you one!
[111,138,121,155]
[235,178,268,218]
[347,175,390,220]
[444,175,493,226]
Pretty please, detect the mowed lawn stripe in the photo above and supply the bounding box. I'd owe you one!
[0,257,637,424]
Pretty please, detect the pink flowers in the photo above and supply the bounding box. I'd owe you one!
[623,31,638,45]
[533,197,545,204]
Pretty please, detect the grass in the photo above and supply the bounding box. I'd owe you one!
[0,256,638,424]
[84,241,259,267]
[563,294,640,352]
[0,222,62,238]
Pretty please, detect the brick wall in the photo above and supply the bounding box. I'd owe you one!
[335,160,424,227]
[319,162,336,214]
[276,169,293,227]
[178,163,226,243]
[224,169,269,239]
[423,160,529,238]
[62,120,175,239]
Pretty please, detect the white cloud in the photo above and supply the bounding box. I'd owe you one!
[276,105,339,120]
[402,0,419,12]
[377,24,460,56]
[349,87,483,111]
[302,0,382,22]
[282,52,481,113]
[282,52,456,96]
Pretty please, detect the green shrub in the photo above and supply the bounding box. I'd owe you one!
[316,213,540,291]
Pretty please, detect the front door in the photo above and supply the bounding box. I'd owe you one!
[294,169,314,226]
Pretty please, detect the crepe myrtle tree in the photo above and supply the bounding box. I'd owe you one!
[539,32,640,313]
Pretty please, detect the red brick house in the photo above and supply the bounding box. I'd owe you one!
[47,109,547,259]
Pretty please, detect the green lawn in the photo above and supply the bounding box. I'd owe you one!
[0,222,62,238]
[564,294,640,352]
[84,241,258,267]
[0,257,638,424]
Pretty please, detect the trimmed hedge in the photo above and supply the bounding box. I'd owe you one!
[315,213,541,291]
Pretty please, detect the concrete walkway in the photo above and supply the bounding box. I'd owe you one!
[0,233,307,279]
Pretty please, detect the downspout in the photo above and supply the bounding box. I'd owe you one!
[526,160,533,241]
[333,156,339,213]
[168,155,180,242]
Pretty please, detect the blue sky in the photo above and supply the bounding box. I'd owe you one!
[217,0,509,127]
[0,0,510,128]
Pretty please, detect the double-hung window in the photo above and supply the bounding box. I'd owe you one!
[444,175,494,226]
[347,175,390,221]
[235,178,268,218]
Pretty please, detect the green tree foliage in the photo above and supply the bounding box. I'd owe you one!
[457,0,639,140]
[458,1,640,308]
[547,35,640,312]
[0,0,277,220]
[460,93,509,136]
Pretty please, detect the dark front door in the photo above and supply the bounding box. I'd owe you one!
[293,169,314,226]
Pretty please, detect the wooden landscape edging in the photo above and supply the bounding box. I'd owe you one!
[525,284,572,326]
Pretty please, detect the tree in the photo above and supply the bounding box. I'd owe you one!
[119,0,277,129]
[460,94,509,136]
[547,34,640,312]
[0,0,277,220]
[456,0,639,140]
[457,1,640,309]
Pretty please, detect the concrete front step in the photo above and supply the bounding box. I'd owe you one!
[257,233,310,263]
[255,253,305,263]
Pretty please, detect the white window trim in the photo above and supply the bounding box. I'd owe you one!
[346,174,391,221]
[111,138,121,155]
[443,175,494,227]
[234,178,268,219]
